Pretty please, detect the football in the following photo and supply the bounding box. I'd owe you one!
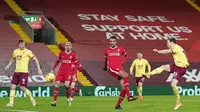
[45,73,55,83]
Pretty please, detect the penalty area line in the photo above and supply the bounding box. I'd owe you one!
[0,109,37,112]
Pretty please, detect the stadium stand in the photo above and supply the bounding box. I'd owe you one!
[0,1,84,87]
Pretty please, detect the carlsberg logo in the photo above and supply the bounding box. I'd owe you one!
[94,86,134,96]
[178,85,200,96]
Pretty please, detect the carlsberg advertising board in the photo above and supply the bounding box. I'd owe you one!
[1,85,200,97]
[94,86,134,96]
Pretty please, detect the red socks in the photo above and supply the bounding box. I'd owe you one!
[71,88,75,99]
[53,87,59,102]
[66,87,70,99]
[116,89,126,106]
[123,77,131,98]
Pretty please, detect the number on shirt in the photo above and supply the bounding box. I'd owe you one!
[22,78,25,84]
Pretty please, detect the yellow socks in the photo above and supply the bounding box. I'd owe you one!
[137,86,143,96]
[150,67,164,75]
[24,89,34,100]
[9,90,15,104]
[172,87,181,105]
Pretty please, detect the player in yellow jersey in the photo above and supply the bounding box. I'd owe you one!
[130,53,151,101]
[5,40,43,107]
[143,38,189,110]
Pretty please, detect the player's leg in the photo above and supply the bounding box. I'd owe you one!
[171,78,182,110]
[64,80,71,106]
[136,77,145,101]
[73,74,82,96]
[70,82,76,101]
[19,73,36,106]
[75,87,82,96]
[115,79,126,109]
[20,86,36,106]
[143,64,170,79]
[137,82,143,101]
[6,73,19,107]
[69,75,77,101]
[118,70,137,101]
[6,84,17,107]
[51,81,61,106]
[65,81,71,100]
[171,66,186,110]
[51,71,64,106]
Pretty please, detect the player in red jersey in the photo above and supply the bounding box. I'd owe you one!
[66,60,83,106]
[103,36,137,109]
[50,42,79,106]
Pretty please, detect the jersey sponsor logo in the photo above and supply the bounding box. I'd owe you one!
[166,69,200,82]
[137,65,144,69]
[16,55,23,60]
[108,53,120,56]
[62,60,72,63]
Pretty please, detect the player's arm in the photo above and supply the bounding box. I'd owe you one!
[32,56,43,75]
[121,47,128,62]
[146,60,151,72]
[5,58,15,71]
[130,60,135,75]
[153,49,172,54]
[5,50,16,70]
[51,53,61,72]
[103,49,108,71]
[73,54,83,71]
[76,60,83,71]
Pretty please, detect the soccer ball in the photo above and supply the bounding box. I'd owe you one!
[45,73,55,83]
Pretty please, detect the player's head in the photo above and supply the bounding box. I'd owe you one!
[167,38,176,48]
[65,41,72,52]
[109,36,117,48]
[18,40,25,50]
[137,52,143,59]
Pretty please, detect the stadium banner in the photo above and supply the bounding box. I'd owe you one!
[1,85,200,97]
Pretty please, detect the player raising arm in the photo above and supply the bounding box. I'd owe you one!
[130,52,151,101]
[103,36,137,110]
[5,40,42,107]
[143,38,189,110]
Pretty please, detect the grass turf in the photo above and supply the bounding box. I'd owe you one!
[0,96,199,112]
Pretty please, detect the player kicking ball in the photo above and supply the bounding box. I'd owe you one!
[143,38,189,110]
[103,36,137,110]
[50,42,80,106]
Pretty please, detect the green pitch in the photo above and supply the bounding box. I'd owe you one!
[0,96,199,112]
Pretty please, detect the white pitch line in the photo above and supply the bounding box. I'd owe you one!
[0,109,37,112]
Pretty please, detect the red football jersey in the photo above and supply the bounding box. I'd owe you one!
[57,51,77,71]
[104,46,128,69]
